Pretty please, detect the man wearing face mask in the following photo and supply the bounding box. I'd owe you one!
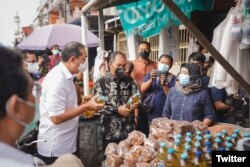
[162,63,216,127]
[131,41,157,89]
[37,42,104,165]
[22,50,41,81]
[141,54,176,124]
[131,41,157,136]
[94,51,139,150]
[0,46,38,166]
[48,44,61,70]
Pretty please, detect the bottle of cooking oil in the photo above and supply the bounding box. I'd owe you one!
[231,133,239,145]
[226,142,234,151]
[192,151,206,167]
[175,134,182,140]
[204,134,212,143]
[95,95,107,104]
[221,129,229,140]
[215,133,223,143]
[203,141,212,153]
[195,135,204,148]
[224,136,232,146]
[204,148,212,166]
[173,138,184,159]
[179,152,191,167]
[195,130,202,136]
[193,141,203,154]
[157,142,168,163]
[185,137,194,149]
[212,137,222,151]
[165,147,178,167]
[184,143,194,162]
[126,91,141,105]
[186,132,192,138]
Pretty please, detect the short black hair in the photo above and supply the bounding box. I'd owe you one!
[61,42,85,62]
[51,44,59,50]
[158,54,174,69]
[109,51,127,65]
[188,52,206,64]
[139,41,150,49]
[0,47,29,119]
[20,49,34,59]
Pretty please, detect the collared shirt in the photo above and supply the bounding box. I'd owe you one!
[131,58,157,88]
[38,62,78,157]
[162,87,216,122]
[143,73,176,122]
[94,73,139,142]
[210,87,228,122]
[0,142,34,167]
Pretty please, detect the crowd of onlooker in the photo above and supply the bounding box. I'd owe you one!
[0,40,249,166]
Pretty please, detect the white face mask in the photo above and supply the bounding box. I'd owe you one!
[157,63,169,73]
[27,62,39,74]
[78,61,87,73]
[52,49,60,56]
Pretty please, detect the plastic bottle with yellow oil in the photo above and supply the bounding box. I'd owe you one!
[165,147,178,167]
[192,151,206,167]
[96,95,107,104]
[126,92,141,105]
[157,142,168,165]
[173,138,184,159]
[179,152,191,167]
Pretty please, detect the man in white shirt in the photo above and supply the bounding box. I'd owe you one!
[37,42,104,165]
[0,46,37,167]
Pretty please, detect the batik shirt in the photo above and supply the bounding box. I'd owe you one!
[94,73,139,142]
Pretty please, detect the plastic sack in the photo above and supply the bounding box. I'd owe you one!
[116,140,131,158]
[105,154,123,167]
[104,143,118,155]
[127,130,146,146]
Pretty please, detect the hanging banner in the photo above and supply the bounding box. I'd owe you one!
[117,0,214,38]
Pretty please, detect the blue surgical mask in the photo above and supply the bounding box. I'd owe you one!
[178,73,190,86]
[157,63,169,73]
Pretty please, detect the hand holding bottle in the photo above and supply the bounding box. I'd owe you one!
[118,104,132,117]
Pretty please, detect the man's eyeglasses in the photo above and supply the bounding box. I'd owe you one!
[26,60,37,63]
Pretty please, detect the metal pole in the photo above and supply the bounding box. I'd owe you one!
[161,0,250,95]
[81,14,89,96]
[98,9,105,50]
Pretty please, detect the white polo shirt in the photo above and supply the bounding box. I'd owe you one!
[38,62,78,157]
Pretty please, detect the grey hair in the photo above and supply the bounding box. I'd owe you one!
[61,42,85,62]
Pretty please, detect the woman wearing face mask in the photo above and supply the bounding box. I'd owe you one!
[49,44,61,70]
[141,54,176,123]
[0,46,38,166]
[162,63,216,127]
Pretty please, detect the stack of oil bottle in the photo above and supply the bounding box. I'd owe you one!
[156,129,250,167]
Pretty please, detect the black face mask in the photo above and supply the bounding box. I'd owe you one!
[115,68,125,79]
[139,50,150,58]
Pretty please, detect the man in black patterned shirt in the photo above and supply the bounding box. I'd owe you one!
[94,51,139,150]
